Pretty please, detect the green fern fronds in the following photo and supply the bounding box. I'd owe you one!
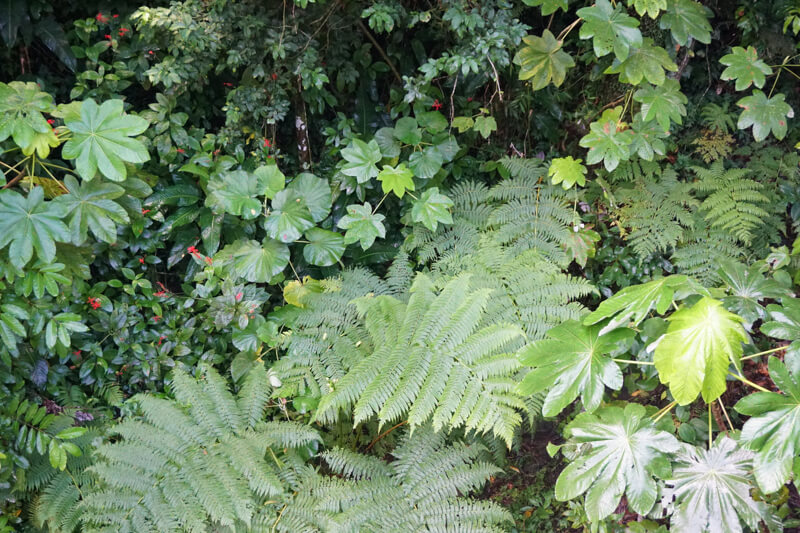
[693,161,769,245]
[315,273,525,446]
[672,215,746,284]
[614,167,697,258]
[74,364,320,532]
[699,102,737,133]
[277,424,511,532]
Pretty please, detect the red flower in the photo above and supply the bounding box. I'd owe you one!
[87,297,102,310]
[266,155,273,159]
[187,245,199,255]
[223,82,233,87]
[152,315,162,322]
[467,97,473,102]
[96,12,109,23]
[139,257,145,264]
[431,99,442,111]
[154,290,167,297]
[105,34,112,40]
[118,30,126,37]
[176,148,185,153]
[204,256,213,265]
[47,119,55,125]
[263,138,271,148]
[113,14,119,18]
[235,292,243,302]
[158,335,165,345]
[142,208,150,215]
[148,50,154,56]
[271,73,278,81]
[73,350,81,357]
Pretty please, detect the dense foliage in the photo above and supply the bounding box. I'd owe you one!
[2,0,800,531]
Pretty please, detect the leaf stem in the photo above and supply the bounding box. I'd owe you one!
[708,403,712,450]
[652,400,677,422]
[740,345,785,361]
[728,371,769,392]
[557,18,581,42]
[612,358,654,365]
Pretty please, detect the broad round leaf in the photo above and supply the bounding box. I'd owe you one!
[303,228,345,266]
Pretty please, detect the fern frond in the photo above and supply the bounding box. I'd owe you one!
[315,274,525,445]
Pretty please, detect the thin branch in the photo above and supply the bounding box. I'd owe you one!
[357,19,402,84]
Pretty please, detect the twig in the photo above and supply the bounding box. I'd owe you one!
[357,19,402,84]
[366,420,407,451]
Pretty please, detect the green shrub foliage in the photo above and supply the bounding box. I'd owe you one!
[1,0,800,531]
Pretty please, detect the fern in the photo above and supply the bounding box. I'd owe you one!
[692,129,736,163]
[271,268,388,397]
[613,167,697,258]
[61,364,321,533]
[606,158,662,183]
[699,102,737,134]
[672,215,746,284]
[315,273,525,446]
[276,424,511,532]
[693,161,769,245]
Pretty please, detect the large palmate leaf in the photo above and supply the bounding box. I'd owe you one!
[54,175,129,244]
[579,107,634,171]
[205,170,262,219]
[736,90,793,142]
[411,187,454,232]
[659,0,712,45]
[584,275,691,334]
[605,39,677,86]
[514,30,575,90]
[0,81,55,155]
[518,320,635,416]
[302,228,345,267]
[760,298,800,373]
[264,189,315,243]
[717,260,789,326]
[548,156,587,189]
[577,0,642,61]
[340,138,382,183]
[214,238,289,283]
[628,0,667,18]
[62,99,149,182]
[629,113,669,160]
[393,117,422,145]
[0,187,69,268]
[720,46,772,91]
[338,202,386,250]
[555,404,679,523]
[633,79,688,131]
[654,297,747,405]
[378,163,415,198]
[662,438,779,533]
[735,357,800,493]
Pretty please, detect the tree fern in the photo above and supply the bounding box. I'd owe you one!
[613,167,697,258]
[693,161,769,245]
[315,273,525,445]
[276,424,511,532]
[271,268,388,397]
[67,364,320,532]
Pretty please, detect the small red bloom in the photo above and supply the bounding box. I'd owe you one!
[139,257,145,264]
[152,315,162,322]
[142,208,150,215]
[158,335,165,345]
[148,50,154,56]
[223,82,233,87]
[204,256,213,265]
[213,149,221,155]
[266,155,273,159]
[176,148,185,153]
[187,245,199,255]
[467,97,473,102]
[105,34,111,40]
[87,297,101,310]
[118,30,125,37]
[154,290,167,297]
[431,99,442,111]
[235,292,243,302]
[96,12,109,23]
[271,73,278,81]
[113,14,119,18]
[47,119,55,125]
[73,350,81,357]
[263,138,271,148]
